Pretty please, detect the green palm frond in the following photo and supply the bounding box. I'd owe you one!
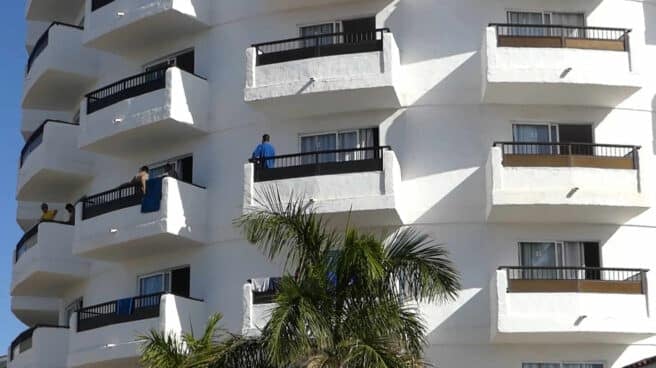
[384,228,461,302]
[139,329,187,368]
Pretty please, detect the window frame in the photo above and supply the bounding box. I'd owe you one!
[510,121,595,143]
[505,9,587,26]
[138,271,172,296]
[517,241,602,269]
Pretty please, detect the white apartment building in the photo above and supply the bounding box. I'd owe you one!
[8,0,656,367]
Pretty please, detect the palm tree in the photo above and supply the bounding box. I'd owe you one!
[235,190,462,368]
[139,313,270,368]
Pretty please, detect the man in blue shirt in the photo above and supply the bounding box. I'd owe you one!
[252,134,276,168]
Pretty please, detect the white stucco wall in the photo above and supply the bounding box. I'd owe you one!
[22,23,98,111]
[482,26,642,107]
[244,32,401,116]
[78,67,209,157]
[73,177,208,260]
[67,294,206,368]
[486,146,650,223]
[16,123,94,202]
[83,0,210,57]
[13,0,656,367]
[244,150,401,226]
[491,269,656,344]
[8,327,69,368]
[11,222,89,297]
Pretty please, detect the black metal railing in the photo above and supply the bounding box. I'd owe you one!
[251,146,390,182]
[494,142,640,169]
[81,184,143,220]
[490,23,631,51]
[20,120,78,168]
[91,0,115,11]
[27,22,84,74]
[252,28,390,66]
[76,293,163,332]
[9,325,68,361]
[86,67,168,114]
[500,266,648,294]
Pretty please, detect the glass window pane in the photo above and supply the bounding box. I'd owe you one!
[300,23,336,47]
[338,131,358,161]
[140,274,165,295]
[513,124,552,154]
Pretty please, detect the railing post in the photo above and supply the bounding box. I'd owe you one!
[641,270,647,295]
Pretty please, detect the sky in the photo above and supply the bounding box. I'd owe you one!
[0,1,31,352]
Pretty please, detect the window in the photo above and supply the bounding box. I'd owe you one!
[145,49,195,74]
[300,128,378,163]
[139,272,170,295]
[300,22,341,47]
[138,266,190,298]
[519,242,601,279]
[507,11,585,37]
[512,123,593,155]
[523,363,604,368]
[149,155,193,184]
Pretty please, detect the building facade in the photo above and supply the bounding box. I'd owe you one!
[8,0,656,367]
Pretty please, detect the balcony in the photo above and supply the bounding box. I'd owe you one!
[486,143,648,224]
[21,109,72,139]
[73,177,208,261]
[11,296,61,326]
[242,278,280,336]
[26,21,49,53]
[26,0,83,22]
[482,24,641,107]
[245,29,401,117]
[83,0,210,57]
[17,120,93,202]
[9,326,69,368]
[243,147,402,227]
[491,267,655,343]
[11,222,89,298]
[79,67,209,157]
[23,22,98,111]
[68,293,206,368]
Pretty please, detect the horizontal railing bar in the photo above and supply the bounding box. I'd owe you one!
[499,266,649,272]
[493,141,640,149]
[250,146,391,161]
[252,28,390,48]
[489,23,631,33]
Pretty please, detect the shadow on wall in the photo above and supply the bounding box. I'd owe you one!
[645,2,656,45]
[653,96,656,155]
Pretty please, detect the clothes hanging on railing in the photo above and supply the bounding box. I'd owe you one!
[141,177,163,213]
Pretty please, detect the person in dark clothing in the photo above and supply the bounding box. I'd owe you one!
[164,163,178,179]
[131,166,150,195]
[252,134,276,168]
[65,204,75,225]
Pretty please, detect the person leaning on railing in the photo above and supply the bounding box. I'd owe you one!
[251,134,276,169]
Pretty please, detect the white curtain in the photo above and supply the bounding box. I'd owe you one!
[301,134,337,164]
[508,11,546,36]
[550,13,585,37]
[300,23,338,47]
[513,124,551,154]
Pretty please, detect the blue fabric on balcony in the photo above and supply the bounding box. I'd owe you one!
[141,177,163,213]
[116,298,133,316]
